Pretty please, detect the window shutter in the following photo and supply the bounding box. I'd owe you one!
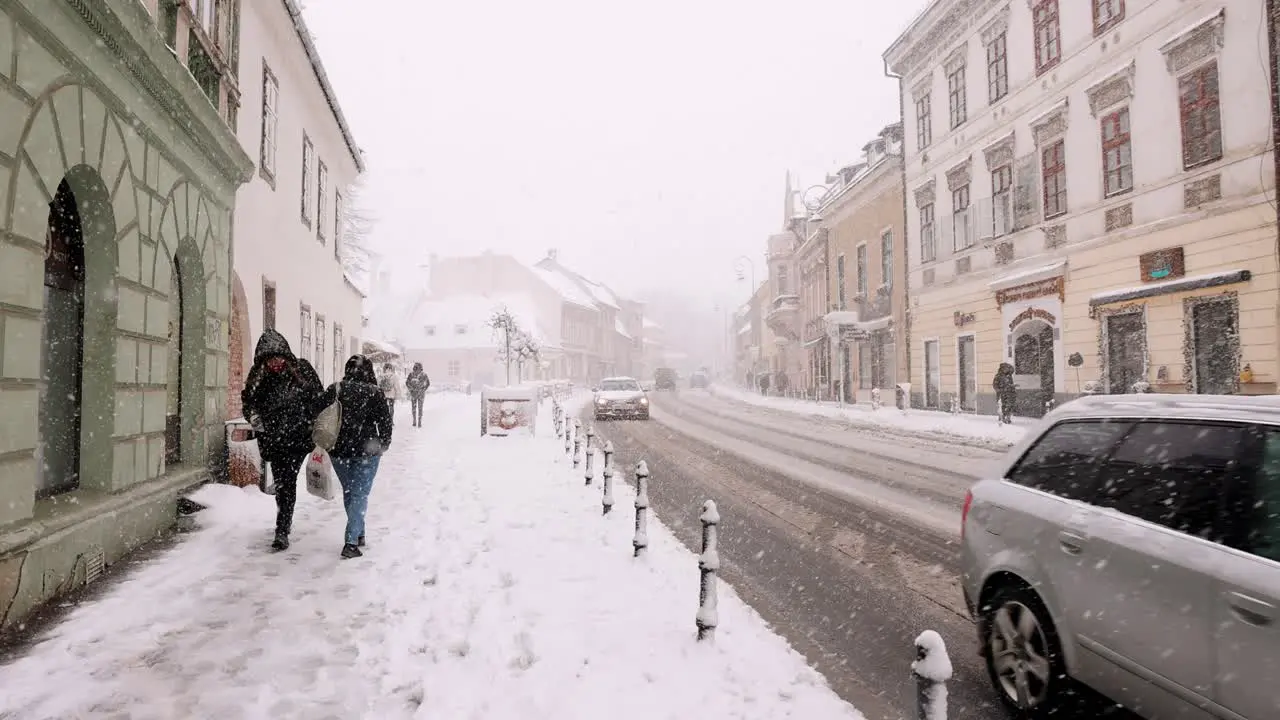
[1012,151,1040,231]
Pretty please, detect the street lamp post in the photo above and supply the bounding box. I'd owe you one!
[734,255,762,391]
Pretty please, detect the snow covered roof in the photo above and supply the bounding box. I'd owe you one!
[642,317,660,329]
[399,294,555,351]
[988,260,1067,291]
[533,267,597,310]
[614,317,631,339]
[584,280,621,310]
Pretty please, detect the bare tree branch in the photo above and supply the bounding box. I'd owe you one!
[339,177,376,279]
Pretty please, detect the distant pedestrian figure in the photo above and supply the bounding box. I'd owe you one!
[406,362,431,427]
[317,355,394,559]
[241,330,325,551]
[993,362,1017,425]
[379,362,401,419]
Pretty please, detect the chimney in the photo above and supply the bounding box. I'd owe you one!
[547,248,558,262]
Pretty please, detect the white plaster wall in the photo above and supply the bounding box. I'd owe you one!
[232,0,363,382]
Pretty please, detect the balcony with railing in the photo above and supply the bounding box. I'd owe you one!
[919,192,1016,265]
[766,232,797,260]
[766,294,801,340]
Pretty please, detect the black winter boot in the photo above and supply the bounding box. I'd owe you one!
[341,543,363,559]
[271,532,289,551]
[357,535,366,547]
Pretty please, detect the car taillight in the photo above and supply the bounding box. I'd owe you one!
[961,489,973,541]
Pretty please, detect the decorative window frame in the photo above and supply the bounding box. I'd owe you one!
[982,131,1016,169]
[1085,60,1136,117]
[946,156,973,192]
[1159,8,1225,76]
[1029,98,1069,147]
[913,178,937,209]
[981,5,1011,46]
[943,43,968,77]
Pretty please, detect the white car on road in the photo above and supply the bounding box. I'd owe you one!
[593,377,650,421]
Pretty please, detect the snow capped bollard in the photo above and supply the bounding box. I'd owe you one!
[573,419,583,468]
[564,416,573,456]
[696,500,721,642]
[584,426,596,485]
[870,387,882,410]
[633,461,650,557]
[912,630,953,720]
[554,402,563,438]
[601,441,615,515]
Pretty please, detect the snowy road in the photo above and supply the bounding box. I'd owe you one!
[586,390,1129,720]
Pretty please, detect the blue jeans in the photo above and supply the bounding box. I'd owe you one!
[331,455,381,546]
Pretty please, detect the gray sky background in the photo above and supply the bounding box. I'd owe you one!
[303,0,925,308]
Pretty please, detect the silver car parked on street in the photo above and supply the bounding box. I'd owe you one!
[961,394,1280,719]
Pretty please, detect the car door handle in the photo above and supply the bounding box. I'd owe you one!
[1228,592,1276,627]
[1058,531,1086,555]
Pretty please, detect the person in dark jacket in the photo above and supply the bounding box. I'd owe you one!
[993,362,1017,425]
[405,363,431,427]
[317,355,394,558]
[240,330,325,551]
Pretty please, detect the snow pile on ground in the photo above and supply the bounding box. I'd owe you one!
[0,394,862,720]
[711,384,1031,447]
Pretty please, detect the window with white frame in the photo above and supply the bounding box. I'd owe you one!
[1101,108,1133,196]
[334,191,344,260]
[299,304,312,362]
[915,94,932,150]
[301,135,314,226]
[947,64,967,129]
[952,185,972,250]
[1093,0,1124,35]
[880,230,893,289]
[316,161,328,242]
[836,254,847,309]
[987,33,1008,103]
[1033,0,1061,75]
[315,315,326,383]
[260,64,278,181]
[855,244,867,295]
[991,165,1012,236]
[920,203,936,262]
[448,360,461,377]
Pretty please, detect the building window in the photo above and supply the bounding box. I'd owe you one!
[425,325,436,336]
[301,135,314,226]
[1094,0,1124,35]
[1179,61,1223,170]
[836,255,847,309]
[858,344,872,389]
[880,230,893,289]
[262,280,276,331]
[777,265,789,295]
[260,64,278,182]
[317,161,328,243]
[333,323,343,384]
[1102,108,1133,196]
[448,360,461,377]
[987,33,1008,103]
[198,0,216,32]
[1033,0,1061,75]
[952,185,972,250]
[947,65,967,129]
[334,191,344,260]
[315,315,326,383]
[1042,139,1068,218]
[992,165,1012,236]
[920,203,936,262]
[455,324,467,335]
[186,33,219,105]
[855,244,868,294]
[299,304,312,363]
[159,0,179,48]
[915,94,932,150]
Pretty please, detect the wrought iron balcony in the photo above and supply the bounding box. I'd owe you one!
[766,295,801,340]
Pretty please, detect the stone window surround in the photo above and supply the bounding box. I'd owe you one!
[1159,8,1226,76]
[982,131,1016,171]
[1084,60,1136,117]
[943,42,968,77]
[981,4,1011,46]
[1029,97,1069,147]
[913,178,937,208]
[946,156,973,192]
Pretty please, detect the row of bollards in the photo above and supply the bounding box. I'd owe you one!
[550,398,721,642]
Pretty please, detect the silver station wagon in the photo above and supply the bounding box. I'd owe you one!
[961,394,1280,720]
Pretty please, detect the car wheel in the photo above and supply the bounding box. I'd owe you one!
[981,585,1066,717]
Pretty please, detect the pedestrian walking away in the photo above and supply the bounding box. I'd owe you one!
[318,355,394,559]
[379,362,401,420]
[240,330,325,552]
[993,362,1016,425]
[406,362,431,427]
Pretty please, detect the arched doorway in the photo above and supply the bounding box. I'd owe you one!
[39,179,86,497]
[1012,319,1055,417]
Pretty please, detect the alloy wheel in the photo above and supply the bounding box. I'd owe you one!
[988,600,1053,709]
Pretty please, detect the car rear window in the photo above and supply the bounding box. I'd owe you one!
[1007,420,1133,500]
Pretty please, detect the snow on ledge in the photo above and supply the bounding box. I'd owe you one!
[987,260,1066,291]
[1089,269,1249,307]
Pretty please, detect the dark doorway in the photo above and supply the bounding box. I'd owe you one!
[924,339,940,408]
[1190,299,1239,394]
[1106,312,1146,394]
[166,256,183,465]
[39,180,86,498]
[957,335,976,411]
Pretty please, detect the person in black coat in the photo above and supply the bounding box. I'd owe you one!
[405,362,431,427]
[993,362,1017,425]
[241,330,325,551]
[317,355,394,558]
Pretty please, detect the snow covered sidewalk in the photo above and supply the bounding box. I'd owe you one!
[710,384,1033,448]
[0,394,863,720]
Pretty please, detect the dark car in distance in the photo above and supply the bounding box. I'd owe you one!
[654,368,678,391]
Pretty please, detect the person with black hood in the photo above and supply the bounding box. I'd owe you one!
[317,355,394,558]
[405,362,430,427]
[993,362,1017,425]
[241,330,325,551]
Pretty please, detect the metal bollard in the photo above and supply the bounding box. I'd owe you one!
[602,441,615,515]
[696,500,720,641]
[912,630,953,720]
[573,419,582,468]
[584,426,596,485]
[633,461,650,557]
[554,402,563,437]
[564,416,573,456]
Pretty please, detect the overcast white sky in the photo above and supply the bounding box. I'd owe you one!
[302,0,925,307]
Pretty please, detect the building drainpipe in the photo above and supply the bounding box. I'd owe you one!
[1268,0,1280,372]
[883,56,911,403]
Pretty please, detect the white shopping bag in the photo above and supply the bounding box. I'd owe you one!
[305,448,337,501]
[259,461,276,495]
